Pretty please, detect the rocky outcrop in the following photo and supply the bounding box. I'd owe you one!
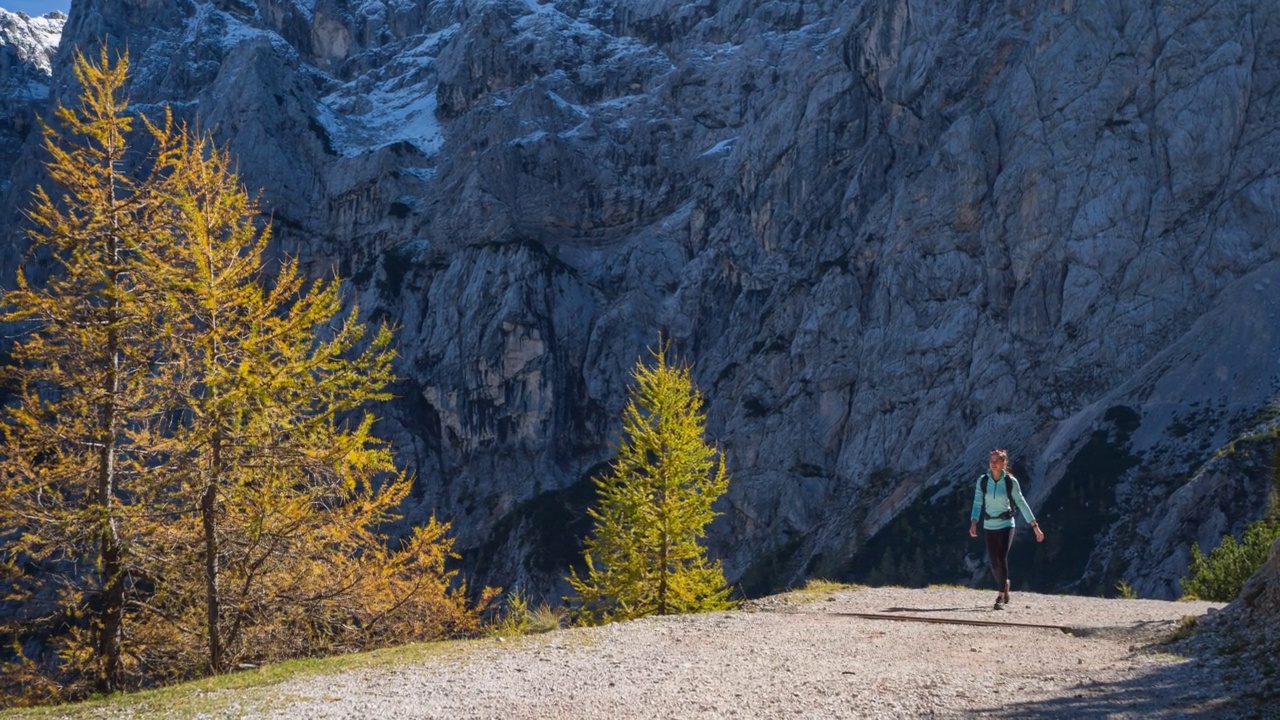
[1189,536,1280,701]
[1239,537,1280,619]
[2,0,1279,600]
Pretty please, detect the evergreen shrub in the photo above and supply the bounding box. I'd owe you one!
[1182,519,1280,602]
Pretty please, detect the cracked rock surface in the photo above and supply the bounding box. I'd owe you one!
[2,0,1279,598]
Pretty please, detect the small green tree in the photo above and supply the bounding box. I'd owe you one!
[567,343,733,625]
[1181,517,1280,602]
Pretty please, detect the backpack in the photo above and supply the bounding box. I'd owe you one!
[981,473,1016,521]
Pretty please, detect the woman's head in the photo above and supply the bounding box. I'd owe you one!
[989,448,1008,473]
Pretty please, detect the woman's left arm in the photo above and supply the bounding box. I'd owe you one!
[1012,478,1045,543]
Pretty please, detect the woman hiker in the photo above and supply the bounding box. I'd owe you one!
[968,448,1044,609]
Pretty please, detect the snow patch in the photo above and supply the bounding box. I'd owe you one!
[700,137,736,157]
[185,3,280,52]
[401,167,438,181]
[0,8,64,76]
[318,82,445,157]
[314,24,460,157]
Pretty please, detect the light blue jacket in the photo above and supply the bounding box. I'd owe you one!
[969,472,1036,531]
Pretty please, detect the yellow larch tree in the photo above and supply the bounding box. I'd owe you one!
[0,48,184,699]
[144,130,487,673]
[1,50,490,703]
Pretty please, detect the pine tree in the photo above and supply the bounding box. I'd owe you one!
[0,48,183,697]
[567,343,733,624]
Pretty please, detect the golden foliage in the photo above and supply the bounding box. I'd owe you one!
[0,49,489,706]
[0,46,177,699]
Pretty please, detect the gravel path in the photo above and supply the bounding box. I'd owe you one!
[232,587,1263,719]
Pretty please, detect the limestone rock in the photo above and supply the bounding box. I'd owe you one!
[0,8,61,195]
[1192,536,1280,702]
[2,0,1279,599]
[1239,537,1280,617]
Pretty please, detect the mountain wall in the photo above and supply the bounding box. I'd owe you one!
[0,8,61,195]
[3,0,1279,600]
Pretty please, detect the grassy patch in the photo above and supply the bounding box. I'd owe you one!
[1162,614,1200,644]
[486,587,567,638]
[779,578,861,603]
[527,604,567,634]
[4,640,464,720]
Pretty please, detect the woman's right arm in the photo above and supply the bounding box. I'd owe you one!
[969,477,982,536]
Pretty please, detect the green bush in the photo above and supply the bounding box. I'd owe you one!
[487,587,531,637]
[1181,519,1280,602]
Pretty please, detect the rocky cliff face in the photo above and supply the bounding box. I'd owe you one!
[0,8,62,196]
[3,0,1279,600]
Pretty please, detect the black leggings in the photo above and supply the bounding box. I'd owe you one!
[984,527,1014,590]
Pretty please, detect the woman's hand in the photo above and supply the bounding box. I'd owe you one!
[1033,523,1045,543]
[969,520,978,538]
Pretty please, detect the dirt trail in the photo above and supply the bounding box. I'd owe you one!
[234,586,1266,719]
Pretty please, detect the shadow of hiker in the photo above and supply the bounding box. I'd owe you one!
[882,606,989,614]
[971,638,1275,720]
[1065,619,1174,641]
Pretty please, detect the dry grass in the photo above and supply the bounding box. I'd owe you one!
[1164,614,1201,644]
[780,579,862,603]
[2,640,463,720]
[485,586,567,638]
[527,603,567,634]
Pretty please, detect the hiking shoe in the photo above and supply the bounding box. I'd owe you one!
[993,601,1004,610]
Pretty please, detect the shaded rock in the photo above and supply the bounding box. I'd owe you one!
[1,0,1278,599]
[0,8,62,284]
[1189,536,1280,705]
